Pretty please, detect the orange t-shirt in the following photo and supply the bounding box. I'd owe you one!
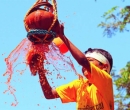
[56,63,114,110]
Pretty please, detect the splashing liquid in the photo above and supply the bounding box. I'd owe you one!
[3,0,78,106]
[3,38,77,106]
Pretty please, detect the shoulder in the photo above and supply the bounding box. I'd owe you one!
[90,63,112,79]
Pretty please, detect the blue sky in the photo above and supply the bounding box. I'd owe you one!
[0,0,130,110]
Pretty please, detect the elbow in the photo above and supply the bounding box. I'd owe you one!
[44,94,55,99]
[43,89,57,99]
[45,95,53,99]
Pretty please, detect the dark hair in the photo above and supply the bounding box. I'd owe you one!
[84,48,113,72]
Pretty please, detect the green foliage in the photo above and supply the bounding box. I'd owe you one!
[98,6,130,37]
[96,1,130,109]
[102,6,118,18]
[112,62,130,109]
[115,62,130,90]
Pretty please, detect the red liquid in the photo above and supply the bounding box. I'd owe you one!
[3,38,77,106]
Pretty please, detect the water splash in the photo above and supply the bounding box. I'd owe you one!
[3,38,77,106]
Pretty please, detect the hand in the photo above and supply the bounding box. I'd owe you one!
[57,23,65,38]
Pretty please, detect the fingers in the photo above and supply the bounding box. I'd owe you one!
[57,23,65,37]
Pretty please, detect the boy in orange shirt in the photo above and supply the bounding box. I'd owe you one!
[32,25,114,110]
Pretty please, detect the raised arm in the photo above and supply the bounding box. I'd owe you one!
[38,68,59,99]
[58,24,91,73]
[30,54,59,99]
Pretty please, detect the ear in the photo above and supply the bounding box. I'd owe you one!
[102,64,108,72]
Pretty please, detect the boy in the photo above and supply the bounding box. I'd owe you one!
[31,25,114,110]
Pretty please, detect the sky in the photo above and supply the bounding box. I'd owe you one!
[0,0,130,110]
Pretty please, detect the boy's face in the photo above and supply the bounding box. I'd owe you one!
[87,57,104,69]
[85,51,111,73]
[82,57,108,76]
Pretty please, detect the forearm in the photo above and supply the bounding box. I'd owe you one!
[59,35,91,72]
[38,69,59,99]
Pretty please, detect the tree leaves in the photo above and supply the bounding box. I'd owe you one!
[98,6,130,37]
[113,62,130,109]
